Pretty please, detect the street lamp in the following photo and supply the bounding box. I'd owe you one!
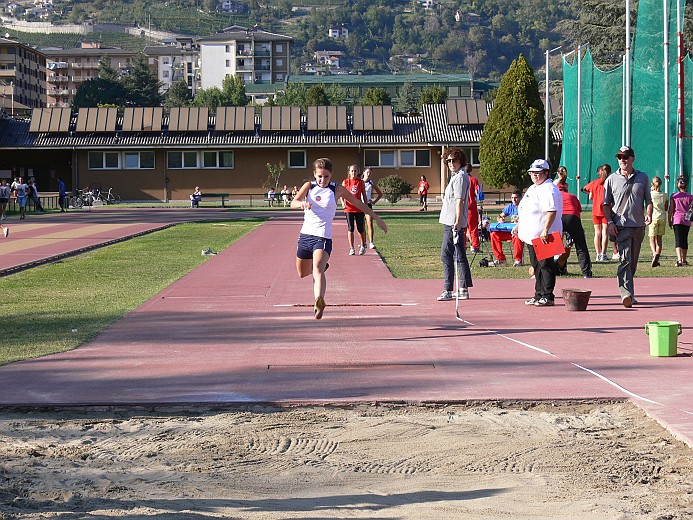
[545,46,561,161]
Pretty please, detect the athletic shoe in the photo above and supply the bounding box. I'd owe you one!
[470,248,481,253]
[651,254,660,268]
[349,248,355,256]
[455,288,469,300]
[675,260,683,267]
[492,259,507,267]
[583,272,592,278]
[622,295,632,308]
[513,260,523,267]
[201,248,217,256]
[369,242,376,249]
[314,296,326,319]
[524,297,538,306]
[612,252,620,260]
[2,227,7,238]
[631,298,639,305]
[358,245,366,255]
[534,297,555,307]
[437,291,453,301]
[0,214,5,220]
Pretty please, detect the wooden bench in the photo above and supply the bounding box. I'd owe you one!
[199,193,230,207]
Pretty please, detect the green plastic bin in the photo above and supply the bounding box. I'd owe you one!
[645,321,682,357]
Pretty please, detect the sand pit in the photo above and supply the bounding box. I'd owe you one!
[1,401,691,519]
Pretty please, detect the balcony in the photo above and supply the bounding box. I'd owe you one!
[254,49,270,57]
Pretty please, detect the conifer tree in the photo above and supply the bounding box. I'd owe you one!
[479,54,544,189]
[396,82,419,113]
[121,53,163,107]
[164,80,192,109]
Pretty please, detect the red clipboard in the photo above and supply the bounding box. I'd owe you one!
[531,231,565,261]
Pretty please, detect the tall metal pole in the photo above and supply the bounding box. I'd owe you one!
[575,43,589,194]
[545,46,561,161]
[664,0,670,192]
[625,0,632,146]
[676,0,685,181]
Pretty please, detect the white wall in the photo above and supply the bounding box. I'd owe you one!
[200,43,232,90]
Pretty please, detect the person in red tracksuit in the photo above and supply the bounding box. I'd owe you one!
[341,164,368,256]
[465,164,480,253]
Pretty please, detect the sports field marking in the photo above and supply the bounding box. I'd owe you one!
[571,363,662,405]
[274,303,418,307]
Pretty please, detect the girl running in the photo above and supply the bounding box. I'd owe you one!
[291,158,387,319]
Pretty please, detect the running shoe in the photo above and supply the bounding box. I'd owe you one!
[349,248,355,256]
[455,288,469,300]
[651,254,660,268]
[513,260,523,267]
[534,297,555,307]
[492,259,507,267]
[437,291,453,301]
[359,245,366,255]
[369,242,376,249]
[2,227,7,238]
[524,297,538,306]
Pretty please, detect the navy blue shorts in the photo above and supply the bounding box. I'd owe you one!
[297,233,333,260]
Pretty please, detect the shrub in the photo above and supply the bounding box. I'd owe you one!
[378,175,413,204]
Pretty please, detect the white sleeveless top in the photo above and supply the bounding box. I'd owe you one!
[364,180,373,202]
[300,183,338,239]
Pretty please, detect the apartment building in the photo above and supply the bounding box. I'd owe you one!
[0,36,47,113]
[198,25,291,93]
[144,38,200,96]
[42,43,135,108]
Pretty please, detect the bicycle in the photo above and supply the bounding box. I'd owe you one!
[102,187,121,204]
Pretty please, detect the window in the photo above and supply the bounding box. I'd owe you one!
[462,147,480,166]
[163,70,169,78]
[225,45,231,53]
[124,151,155,169]
[88,151,119,169]
[400,149,431,167]
[365,149,431,168]
[276,44,283,52]
[288,150,306,168]
[202,151,234,168]
[167,151,198,169]
[364,149,395,167]
[225,60,230,68]
[276,58,283,67]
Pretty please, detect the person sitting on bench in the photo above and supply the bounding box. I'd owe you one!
[190,186,202,208]
[490,189,524,266]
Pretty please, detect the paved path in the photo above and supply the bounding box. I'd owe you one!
[0,208,691,447]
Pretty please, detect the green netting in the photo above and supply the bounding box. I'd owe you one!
[560,0,689,202]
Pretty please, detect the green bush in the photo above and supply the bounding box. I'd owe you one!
[378,175,413,204]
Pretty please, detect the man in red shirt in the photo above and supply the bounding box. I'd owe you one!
[342,164,368,255]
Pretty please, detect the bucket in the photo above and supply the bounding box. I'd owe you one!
[562,288,591,311]
[645,321,682,357]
